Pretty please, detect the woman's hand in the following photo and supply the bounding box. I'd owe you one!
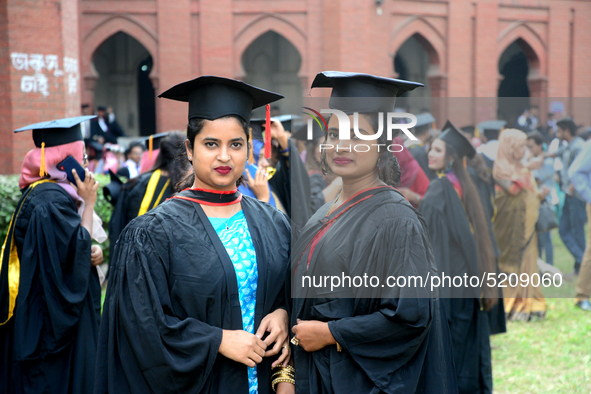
[256,308,290,367]
[269,120,289,151]
[245,167,271,203]
[218,330,267,367]
[539,185,550,201]
[72,169,99,206]
[276,382,296,394]
[291,319,336,352]
[91,245,103,266]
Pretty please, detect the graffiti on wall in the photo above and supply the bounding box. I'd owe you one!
[10,53,79,97]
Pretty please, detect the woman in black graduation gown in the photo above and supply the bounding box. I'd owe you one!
[1,116,102,394]
[95,77,294,394]
[419,121,499,393]
[290,72,458,394]
[107,131,186,259]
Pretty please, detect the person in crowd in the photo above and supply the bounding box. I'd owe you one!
[567,137,591,311]
[493,129,548,321]
[526,132,556,266]
[393,136,431,208]
[477,120,506,171]
[420,120,498,393]
[544,112,557,142]
[406,112,437,180]
[246,117,312,231]
[117,141,144,179]
[107,132,186,260]
[95,76,293,394]
[554,117,586,275]
[292,118,342,214]
[1,116,103,394]
[90,105,125,145]
[291,71,457,394]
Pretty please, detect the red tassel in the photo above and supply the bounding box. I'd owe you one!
[265,104,272,159]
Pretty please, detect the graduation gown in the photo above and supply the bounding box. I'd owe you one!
[1,182,101,394]
[108,170,173,259]
[420,176,493,394]
[269,139,312,231]
[95,191,291,394]
[409,145,436,181]
[291,186,457,394]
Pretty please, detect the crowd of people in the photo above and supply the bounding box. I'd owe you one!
[1,71,590,394]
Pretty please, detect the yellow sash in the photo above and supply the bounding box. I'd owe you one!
[0,179,54,325]
[138,169,170,217]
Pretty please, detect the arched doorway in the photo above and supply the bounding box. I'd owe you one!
[393,34,434,113]
[497,39,538,123]
[241,31,302,118]
[92,32,155,137]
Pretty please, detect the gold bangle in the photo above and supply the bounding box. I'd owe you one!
[272,377,295,392]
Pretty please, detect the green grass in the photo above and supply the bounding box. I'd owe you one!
[492,227,591,393]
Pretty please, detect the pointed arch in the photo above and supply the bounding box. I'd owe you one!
[389,16,445,73]
[234,14,307,79]
[498,21,546,75]
[82,15,159,79]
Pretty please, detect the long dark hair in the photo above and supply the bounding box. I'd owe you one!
[466,153,492,185]
[320,113,401,187]
[446,143,498,310]
[176,116,250,191]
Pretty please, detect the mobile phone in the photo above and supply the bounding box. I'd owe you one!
[57,155,86,184]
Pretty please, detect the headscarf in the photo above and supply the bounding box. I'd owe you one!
[493,128,532,189]
[19,140,107,243]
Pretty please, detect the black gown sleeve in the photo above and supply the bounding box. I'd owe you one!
[308,173,327,214]
[327,217,436,393]
[14,199,93,359]
[96,217,224,394]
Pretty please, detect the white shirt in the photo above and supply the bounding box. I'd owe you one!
[476,140,500,161]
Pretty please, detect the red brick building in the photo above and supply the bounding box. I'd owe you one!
[2,0,590,174]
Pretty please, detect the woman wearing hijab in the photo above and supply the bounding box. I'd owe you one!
[419,121,498,393]
[290,72,457,394]
[1,116,102,394]
[95,77,293,394]
[493,128,547,321]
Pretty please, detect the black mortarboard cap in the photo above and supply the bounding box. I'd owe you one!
[414,113,436,128]
[158,76,284,123]
[439,120,476,159]
[136,132,170,151]
[14,115,96,148]
[103,169,123,206]
[478,120,506,141]
[311,71,423,114]
[292,116,327,141]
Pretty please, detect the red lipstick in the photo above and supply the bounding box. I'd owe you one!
[333,157,353,165]
[214,166,232,175]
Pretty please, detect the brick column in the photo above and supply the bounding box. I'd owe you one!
[156,0,192,133]
[1,0,81,174]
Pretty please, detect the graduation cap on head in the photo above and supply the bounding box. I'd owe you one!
[311,71,424,114]
[270,114,301,132]
[103,169,123,206]
[14,115,96,176]
[477,120,506,141]
[413,112,436,135]
[158,75,283,159]
[438,120,476,159]
[136,132,171,173]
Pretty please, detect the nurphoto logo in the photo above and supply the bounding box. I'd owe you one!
[302,107,418,153]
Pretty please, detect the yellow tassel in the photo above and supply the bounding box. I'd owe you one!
[463,157,467,168]
[474,127,480,139]
[431,121,436,134]
[148,135,153,159]
[39,142,47,177]
[248,127,254,165]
